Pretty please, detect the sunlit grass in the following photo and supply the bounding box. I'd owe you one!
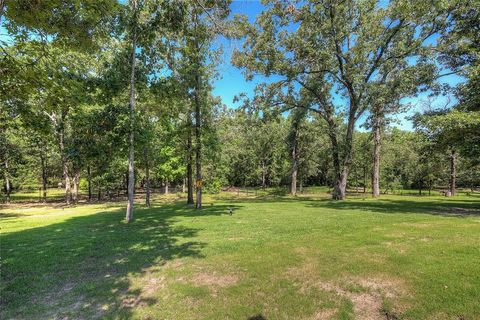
[1,192,479,319]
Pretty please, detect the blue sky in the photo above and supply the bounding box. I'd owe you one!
[212,1,464,131]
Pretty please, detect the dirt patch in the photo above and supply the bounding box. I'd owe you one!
[143,276,166,296]
[286,262,406,320]
[308,308,337,319]
[164,259,184,270]
[192,272,238,287]
[317,277,405,320]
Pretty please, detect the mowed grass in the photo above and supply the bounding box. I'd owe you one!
[1,192,479,319]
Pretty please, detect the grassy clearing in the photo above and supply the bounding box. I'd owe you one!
[1,192,479,319]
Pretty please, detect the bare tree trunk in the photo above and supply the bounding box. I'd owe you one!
[4,157,10,203]
[450,149,457,196]
[291,142,298,196]
[372,115,381,197]
[58,117,71,205]
[126,0,137,222]
[194,75,202,209]
[327,117,347,200]
[332,110,355,200]
[164,180,169,195]
[290,120,298,195]
[40,153,47,202]
[363,166,367,193]
[72,170,80,203]
[187,116,194,205]
[261,162,266,189]
[182,178,186,193]
[87,165,92,202]
[333,169,348,200]
[145,151,151,207]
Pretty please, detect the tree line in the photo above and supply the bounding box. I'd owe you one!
[1,0,479,221]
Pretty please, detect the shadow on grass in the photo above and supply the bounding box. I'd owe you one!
[305,198,480,217]
[0,202,241,319]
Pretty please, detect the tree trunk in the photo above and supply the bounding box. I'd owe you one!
[372,115,381,197]
[145,151,151,207]
[87,165,92,202]
[58,115,71,205]
[194,75,202,209]
[333,168,348,200]
[261,162,266,189]
[363,166,367,194]
[187,115,194,205]
[449,149,457,196]
[164,180,169,195]
[72,170,80,203]
[126,0,137,222]
[40,153,47,202]
[4,157,10,203]
[290,129,298,196]
[326,117,348,200]
[182,178,186,193]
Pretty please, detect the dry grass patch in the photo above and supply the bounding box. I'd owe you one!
[286,259,408,320]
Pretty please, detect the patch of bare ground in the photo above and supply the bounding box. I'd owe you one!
[286,262,407,320]
[181,271,240,297]
[142,276,166,296]
[307,308,337,320]
[41,281,102,320]
[192,272,238,287]
[318,278,405,320]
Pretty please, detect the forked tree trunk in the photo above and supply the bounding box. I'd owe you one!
[372,115,381,197]
[126,0,137,222]
[449,149,457,196]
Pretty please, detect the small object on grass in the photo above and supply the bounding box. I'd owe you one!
[228,207,233,216]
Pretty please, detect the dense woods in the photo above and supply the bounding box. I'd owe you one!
[1,0,479,217]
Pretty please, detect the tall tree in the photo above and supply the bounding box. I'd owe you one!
[125,0,138,222]
[234,0,451,199]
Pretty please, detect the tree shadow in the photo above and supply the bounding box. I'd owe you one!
[248,315,267,320]
[305,198,480,217]
[0,202,241,319]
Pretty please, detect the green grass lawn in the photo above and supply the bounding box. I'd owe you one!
[1,192,479,319]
